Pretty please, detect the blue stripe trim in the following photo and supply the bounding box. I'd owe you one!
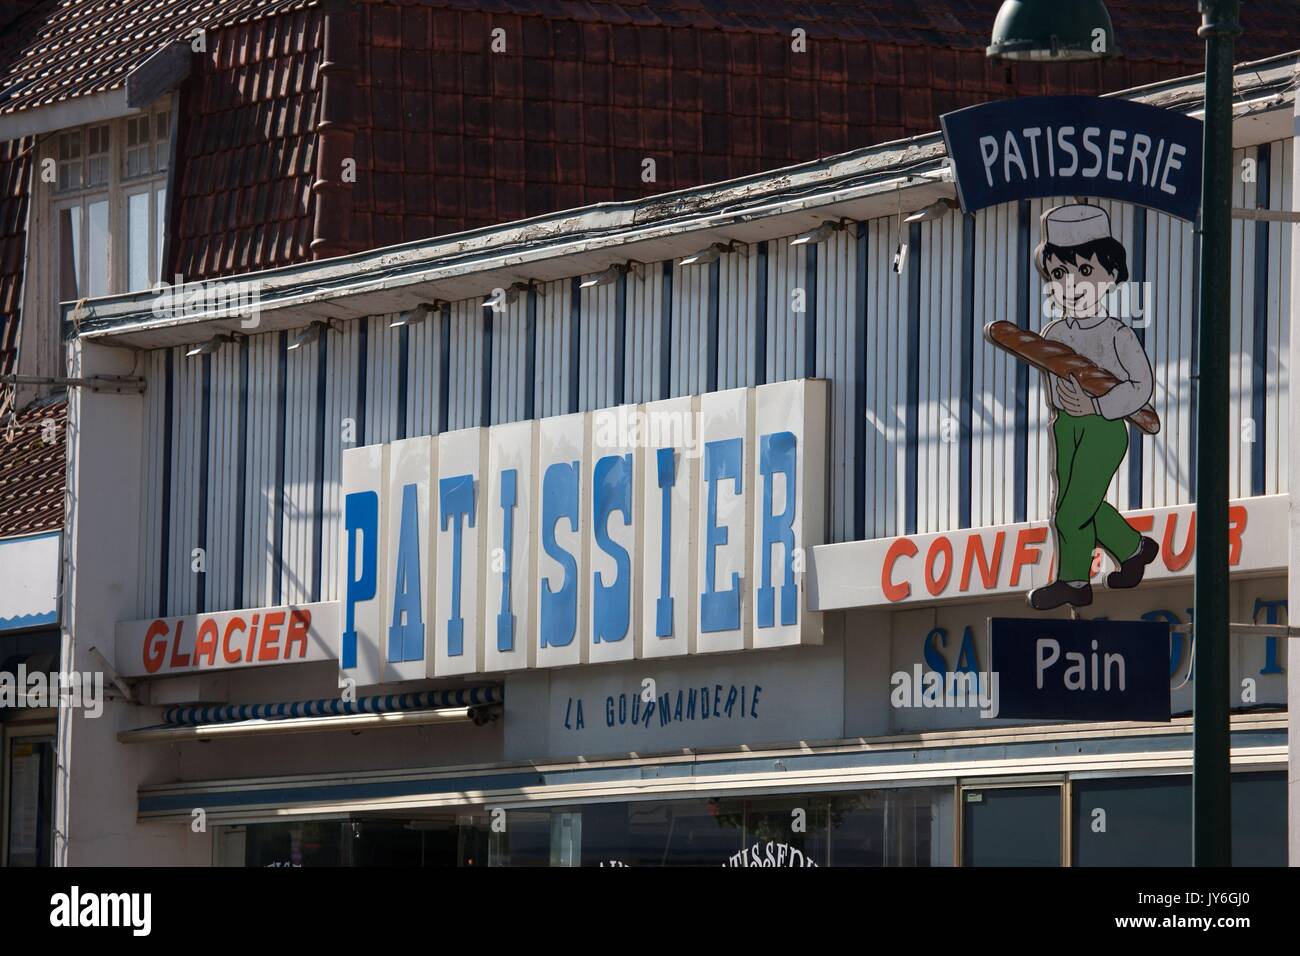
[438,304,451,434]
[1127,207,1148,510]
[853,223,868,539]
[754,240,769,386]
[311,332,328,602]
[804,242,818,379]
[1251,143,1271,497]
[904,221,921,535]
[481,304,494,426]
[659,260,674,399]
[958,212,976,529]
[524,288,537,420]
[397,321,410,439]
[707,257,720,392]
[273,331,288,607]
[1013,200,1031,523]
[614,269,627,405]
[158,349,174,617]
[0,611,58,632]
[234,337,249,608]
[568,276,581,413]
[196,352,212,613]
[357,318,369,447]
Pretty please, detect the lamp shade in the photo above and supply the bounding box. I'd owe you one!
[987,0,1118,62]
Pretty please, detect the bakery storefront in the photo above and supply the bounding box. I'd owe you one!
[59,62,1296,866]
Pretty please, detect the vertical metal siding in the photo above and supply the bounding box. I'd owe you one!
[534,279,573,418]
[406,309,442,436]
[490,297,529,424]
[715,247,757,391]
[137,349,166,617]
[240,334,281,609]
[814,227,860,542]
[624,261,663,404]
[578,281,618,411]
[204,343,242,612]
[279,337,320,604]
[670,256,710,397]
[766,239,806,384]
[862,216,910,539]
[1268,138,1292,495]
[319,321,360,601]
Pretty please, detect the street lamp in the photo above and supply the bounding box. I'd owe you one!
[986,0,1240,867]
[987,0,1118,62]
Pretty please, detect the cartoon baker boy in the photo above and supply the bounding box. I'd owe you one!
[989,203,1161,611]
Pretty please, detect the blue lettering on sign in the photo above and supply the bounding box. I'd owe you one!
[343,490,378,670]
[540,461,579,647]
[923,625,981,693]
[701,437,743,633]
[592,453,632,644]
[439,474,476,657]
[757,431,798,629]
[1253,597,1287,675]
[655,447,676,638]
[497,469,517,653]
[388,483,425,663]
[940,96,1204,222]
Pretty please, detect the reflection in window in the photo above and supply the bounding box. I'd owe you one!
[128,191,150,292]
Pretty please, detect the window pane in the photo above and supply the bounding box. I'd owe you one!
[155,110,170,170]
[156,186,167,282]
[962,786,1061,867]
[128,191,149,292]
[87,199,109,297]
[6,738,54,867]
[58,206,81,300]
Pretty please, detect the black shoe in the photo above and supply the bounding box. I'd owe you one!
[1106,536,1159,590]
[1027,580,1093,611]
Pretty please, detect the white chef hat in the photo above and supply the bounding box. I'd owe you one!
[1043,203,1112,247]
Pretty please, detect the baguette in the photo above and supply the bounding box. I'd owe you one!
[984,320,1161,435]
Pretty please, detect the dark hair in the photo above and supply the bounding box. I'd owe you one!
[1036,237,1129,284]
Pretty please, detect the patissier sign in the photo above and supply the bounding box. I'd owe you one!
[341,380,827,685]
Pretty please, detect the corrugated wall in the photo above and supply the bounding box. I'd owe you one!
[134,139,1295,616]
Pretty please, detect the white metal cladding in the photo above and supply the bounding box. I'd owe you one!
[624,260,664,404]
[489,297,528,424]
[132,137,1295,616]
[716,246,758,391]
[533,278,573,418]
[577,279,618,412]
[862,216,910,540]
[669,254,710,397]
[814,226,862,543]
[766,237,808,384]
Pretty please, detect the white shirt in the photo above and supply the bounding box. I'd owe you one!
[1042,314,1153,421]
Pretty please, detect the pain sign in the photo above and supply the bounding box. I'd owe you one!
[341,379,828,686]
[940,96,1204,222]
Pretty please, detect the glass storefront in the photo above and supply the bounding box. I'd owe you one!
[213,771,1286,867]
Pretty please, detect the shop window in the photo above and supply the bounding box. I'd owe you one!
[1070,771,1286,867]
[962,785,1062,867]
[5,735,54,867]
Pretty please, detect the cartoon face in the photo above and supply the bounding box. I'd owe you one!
[1042,252,1119,316]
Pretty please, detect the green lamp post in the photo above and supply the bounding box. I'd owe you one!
[987,0,1240,868]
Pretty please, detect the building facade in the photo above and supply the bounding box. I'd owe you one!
[52,54,1297,866]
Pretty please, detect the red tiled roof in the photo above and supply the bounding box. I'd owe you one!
[0,0,315,116]
[0,398,65,539]
[177,0,1300,274]
[0,136,28,400]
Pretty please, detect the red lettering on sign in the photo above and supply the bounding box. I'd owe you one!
[1163,512,1195,572]
[193,619,219,667]
[924,537,953,596]
[285,610,311,659]
[246,614,260,661]
[223,617,246,664]
[259,612,285,661]
[1127,513,1154,535]
[959,531,1005,592]
[143,621,169,675]
[1010,527,1048,586]
[882,538,918,602]
[169,619,191,669]
[1228,505,1246,565]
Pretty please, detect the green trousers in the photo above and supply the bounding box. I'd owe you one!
[1052,413,1141,582]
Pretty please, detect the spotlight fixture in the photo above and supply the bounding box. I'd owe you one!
[579,262,632,289]
[390,301,444,328]
[678,242,739,267]
[790,220,847,246]
[902,197,960,224]
[482,281,534,308]
[287,321,327,351]
[185,334,232,358]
